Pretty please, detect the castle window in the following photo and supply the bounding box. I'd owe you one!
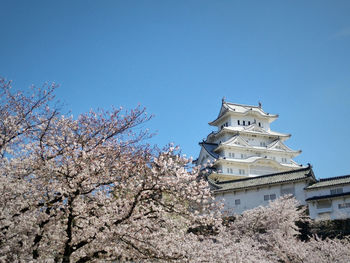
[248,121,251,125]
[317,200,332,209]
[235,199,241,205]
[281,186,295,196]
[239,169,245,175]
[339,203,350,209]
[330,188,343,195]
[259,122,261,127]
[264,194,276,201]
[243,120,246,125]
[238,120,240,125]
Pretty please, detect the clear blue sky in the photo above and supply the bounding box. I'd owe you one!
[1,0,349,179]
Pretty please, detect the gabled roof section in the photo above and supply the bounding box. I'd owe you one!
[305,174,350,190]
[243,124,290,137]
[220,135,249,147]
[199,141,219,159]
[267,140,301,153]
[209,101,278,126]
[244,124,269,134]
[212,165,315,193]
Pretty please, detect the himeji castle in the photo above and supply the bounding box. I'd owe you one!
[196,99,350,221]
[196,98,303,181]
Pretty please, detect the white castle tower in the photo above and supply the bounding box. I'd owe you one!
[196,99,303,181]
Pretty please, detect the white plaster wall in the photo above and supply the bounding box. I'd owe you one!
[218,159,291,177]
[221,150,248,159]
[219,163,249,176]
[214,181,308,215]
[306,185,350,198]
[308,196,350,220]
[228,116,270,131]
[249,165,280,176]
[216,118,231,131]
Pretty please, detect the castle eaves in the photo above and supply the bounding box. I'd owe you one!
[212,166,315,193]
[305,174,350,190]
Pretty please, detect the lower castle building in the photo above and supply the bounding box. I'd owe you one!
[196,100,350,220]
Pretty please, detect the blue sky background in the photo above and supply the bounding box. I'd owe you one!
[1,0,349,179]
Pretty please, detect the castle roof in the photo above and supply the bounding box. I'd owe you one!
[198,141,219,159]
[305,191,350,201]
[209,101,278,126]
[305,174,350,190]
[214,135,300,156]
[210,166,315,193]
[206,125,290,142]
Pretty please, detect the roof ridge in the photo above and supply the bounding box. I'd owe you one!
[319,174,350,182]
[216,165,311,185]
[225,102,260,109]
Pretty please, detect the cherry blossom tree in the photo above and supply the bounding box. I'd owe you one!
[1,78,350,263]
[0,79,218,262]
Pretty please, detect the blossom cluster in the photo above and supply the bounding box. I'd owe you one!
[1,79,349,262]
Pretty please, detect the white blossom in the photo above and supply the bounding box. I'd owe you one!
[1,79,350,262]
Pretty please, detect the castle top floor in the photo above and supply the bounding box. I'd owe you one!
[209,99,278,132]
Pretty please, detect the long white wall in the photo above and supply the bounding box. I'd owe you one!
[306,185,350,198]
[214,181,308,215]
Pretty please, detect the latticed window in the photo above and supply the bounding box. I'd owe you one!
[264,194,276,201]
[330,188,343,195]
[281,186,295,196]
[316,200,332,209]
[338,203,350,209]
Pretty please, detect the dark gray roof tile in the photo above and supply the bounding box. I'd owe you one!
[305,174,350,190]
[212,166,315,193]
[306,191,350,201]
